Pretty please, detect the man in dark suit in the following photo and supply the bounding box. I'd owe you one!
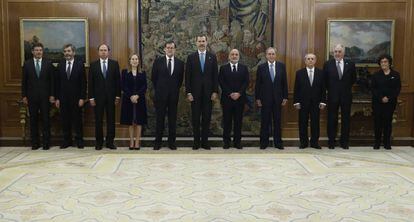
[55,44,86,149]
[293,53,326,149]
[323,44,356,149]
[21,42,55,150]
[255,47,288,149]
[88,44,121,150]
[218,49,249,149]
[152,41,185,150]
[185,34,219,150]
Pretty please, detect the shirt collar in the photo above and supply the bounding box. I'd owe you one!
[306,67,314,72]
[100,58,108,63]
[336,59,344,64]
[34,58,42,62]
[198,50,206,54]
[268,61,275,66]
[66,59,74,64]
[166,56,174,61]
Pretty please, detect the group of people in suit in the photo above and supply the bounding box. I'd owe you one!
[21,37,401,151]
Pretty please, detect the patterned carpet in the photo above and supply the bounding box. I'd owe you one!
[0,146,413,221]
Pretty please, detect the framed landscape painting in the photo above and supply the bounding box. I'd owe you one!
[20,18,89,66]
[326,19,395,67]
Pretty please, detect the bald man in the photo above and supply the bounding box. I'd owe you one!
[218,49,249,149]
[323,44,356,149]
[293,53,326,149]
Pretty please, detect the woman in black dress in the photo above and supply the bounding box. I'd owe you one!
[120,54,147,150]
[371,54,401,150]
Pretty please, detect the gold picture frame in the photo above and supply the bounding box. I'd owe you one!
[326,19,395,67]
[20,17,89,66]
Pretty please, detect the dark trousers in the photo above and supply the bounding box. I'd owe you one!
[373,102,396,146]
[28,97,50,146]
[327,99,351,146]
[155,93,179,145]
[222,100,244,145]
[191,90,212,146]
[94,97,115,146]
[299,102,320,146]
[60,99,83,144]
[260,103,282,146]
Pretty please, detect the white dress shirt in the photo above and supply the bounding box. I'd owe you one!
[166,56,174,75]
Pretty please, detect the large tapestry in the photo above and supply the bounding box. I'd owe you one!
[139,0,274,136]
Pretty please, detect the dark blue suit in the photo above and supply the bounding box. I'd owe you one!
[255,61,288,147]
[55,59,86,145]
[218,63,249,146]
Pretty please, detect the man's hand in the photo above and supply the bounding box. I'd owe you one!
[230,92,241,101]
[187,93,194,102]
[294,103,301,110]
[211,92,218,101]
[382,97,389,103]
[22,97,28,105]
[78,99,85,107]
[115,97,120,105]
[55,99,60,109]
[90,99,96,107]
[49,96,55,103]
[319,103,326,110]
[256,99,262,107]
[281,99,288,106]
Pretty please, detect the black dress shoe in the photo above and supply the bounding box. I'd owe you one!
[373,144,380,150]
[223,143,230,149]
[153,145,161,150]
[384,145,392,150]
[235,144,243,149]
[60,144,70,149]
[299,144,308,149]
[134,147,140,150]
[202,145,211,150]
[275,144,284,150]
[341,145,349,150]
[311,144,322,149]
[106,144,117,150]
[328,145,335,149]
[169,145,177,150]
[95,145,103,150]
[42,145,50,150]
[192,145,199,150]
[260,145,267,149]
[129,146,134,150]
[77,141,84,149]
[31,144,40,150]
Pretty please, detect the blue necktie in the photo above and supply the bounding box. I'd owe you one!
[200,53,205,73]
[102,60,107,79]
[269,63,275,82]
[35,59,40,78]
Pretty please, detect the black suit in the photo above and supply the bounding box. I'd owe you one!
[21,58,55,147]
[293,67,326,146]
[255,61,288,147]
[185,51,219,146]
[371,69,401,147]
[323,59,356,147]
[218,63,249,146]
[151,56,185,146]
[55,59,86,145]
[88,59,121,146]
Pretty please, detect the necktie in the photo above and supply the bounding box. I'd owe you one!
[200,53,205,73]
[102,60,107,79]
[309,69,313,86]
[269,63,275,82]
[232,65,236,73]
[168,58,172,75]
[66,61,72,79]
[35,59,40,78]
[336,61,343,80]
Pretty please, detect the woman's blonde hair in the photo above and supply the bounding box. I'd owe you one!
[128,53,142,72]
